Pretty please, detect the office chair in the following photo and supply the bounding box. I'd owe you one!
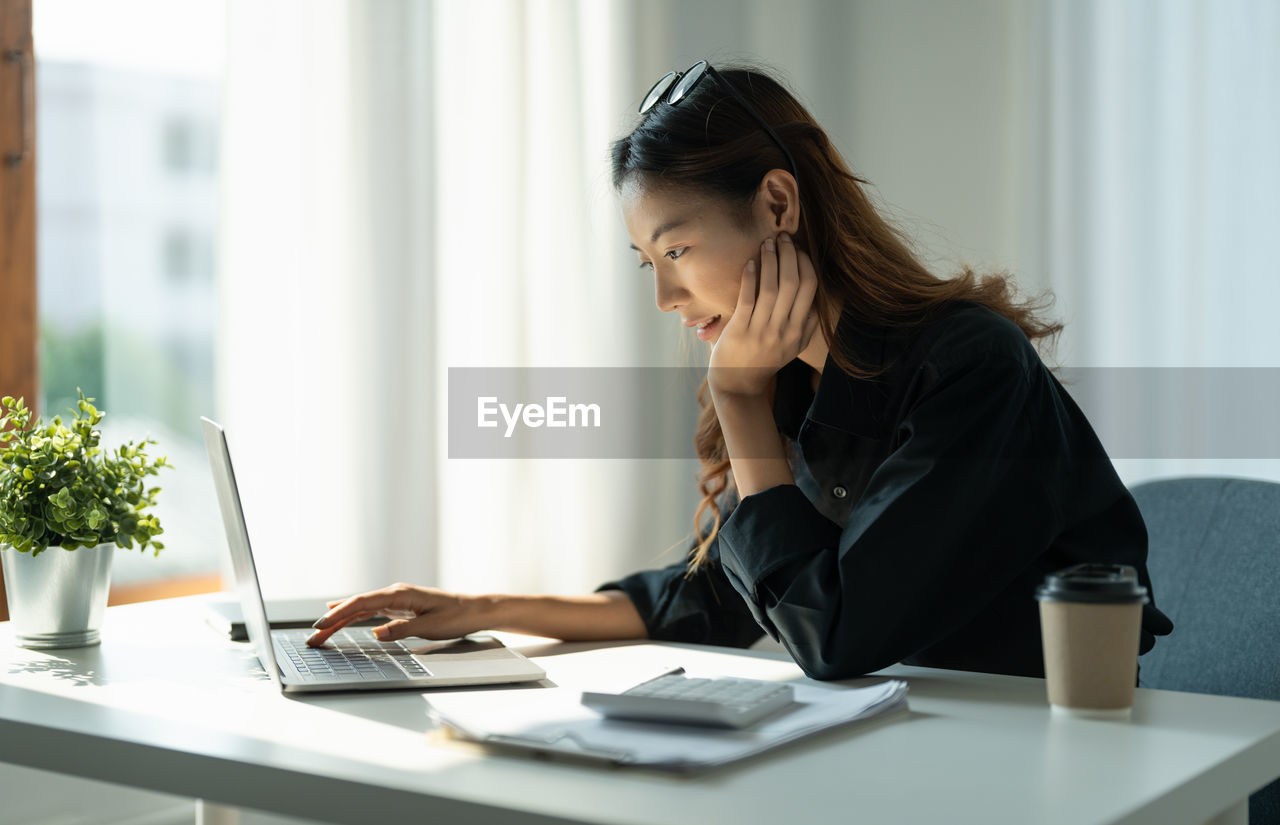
[1129,476,1280,825]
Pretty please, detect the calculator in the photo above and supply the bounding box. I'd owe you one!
[580,668,796,729]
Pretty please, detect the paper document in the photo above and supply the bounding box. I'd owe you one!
[424,677,908,772]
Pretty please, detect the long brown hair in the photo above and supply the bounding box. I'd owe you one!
[610,63,1063,578]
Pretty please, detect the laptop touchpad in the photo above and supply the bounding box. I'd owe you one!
[401,635,517,661]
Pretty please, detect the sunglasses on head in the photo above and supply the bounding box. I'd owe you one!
[639,60,799,185]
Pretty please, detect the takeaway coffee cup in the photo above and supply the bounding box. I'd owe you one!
[1036,563,1149,718]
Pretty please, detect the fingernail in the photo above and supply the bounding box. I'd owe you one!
[746,260,756,273]
[306,630,322,644]
[780,232,791,243]
[373,627,388,640]
[311,617,327,629]
[764,238,775,251]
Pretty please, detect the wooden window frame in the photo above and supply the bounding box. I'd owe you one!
[1,0,35,624]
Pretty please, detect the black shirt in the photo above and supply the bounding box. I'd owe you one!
[595,300,1174,680]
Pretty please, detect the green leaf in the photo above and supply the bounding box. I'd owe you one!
[0,393,170,557]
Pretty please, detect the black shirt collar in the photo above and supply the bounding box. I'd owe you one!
[773,310,893,441]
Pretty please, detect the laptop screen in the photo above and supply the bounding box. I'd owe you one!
[201,417,284,687]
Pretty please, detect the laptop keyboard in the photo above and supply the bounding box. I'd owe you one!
[275,629,429,682]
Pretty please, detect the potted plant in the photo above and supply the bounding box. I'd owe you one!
[0,390,170,649]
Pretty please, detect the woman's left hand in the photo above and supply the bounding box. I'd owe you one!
[708,232,821,397]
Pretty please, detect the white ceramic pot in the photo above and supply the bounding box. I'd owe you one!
[0,542,115,649]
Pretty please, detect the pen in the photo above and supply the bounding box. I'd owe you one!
[631,665,685,689]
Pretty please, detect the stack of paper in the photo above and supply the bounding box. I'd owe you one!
[424,678,908,772]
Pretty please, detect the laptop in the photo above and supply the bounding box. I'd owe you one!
[200,416,548,693]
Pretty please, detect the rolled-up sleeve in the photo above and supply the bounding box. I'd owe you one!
[593,529,766,650]
[717,348,1065,680]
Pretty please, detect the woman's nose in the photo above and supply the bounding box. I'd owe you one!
[654,269,688,313]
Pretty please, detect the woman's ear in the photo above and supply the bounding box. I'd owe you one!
[756,169,800,235]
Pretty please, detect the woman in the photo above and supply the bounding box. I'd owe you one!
[309,61,1173,680]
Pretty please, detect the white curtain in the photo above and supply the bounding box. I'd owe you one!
[224,0,1268,604]
[428,0,682,596]
[220,0,409,595]
[219,0,707,599]
[215,0,1063,603]
[1025,0,1280,484]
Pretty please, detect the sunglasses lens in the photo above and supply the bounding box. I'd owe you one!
[668,61,708,106]
[639,72,678,113]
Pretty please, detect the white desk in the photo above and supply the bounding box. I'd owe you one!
[1,596,1278,825]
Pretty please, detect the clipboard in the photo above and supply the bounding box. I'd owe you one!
[424,677,909,772]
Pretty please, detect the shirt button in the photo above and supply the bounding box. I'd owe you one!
[832,486,848,499]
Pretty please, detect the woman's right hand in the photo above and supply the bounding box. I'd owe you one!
[305,583,487,647]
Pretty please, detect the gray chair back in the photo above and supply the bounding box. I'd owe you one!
[1130,476,1280,824]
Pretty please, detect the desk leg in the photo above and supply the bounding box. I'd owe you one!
[1203,799,1248,825]
[196,800,242,825]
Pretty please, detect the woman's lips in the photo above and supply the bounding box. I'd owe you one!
[695,315,723,341]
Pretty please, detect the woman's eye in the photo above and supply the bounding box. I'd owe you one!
[638,248,687,271]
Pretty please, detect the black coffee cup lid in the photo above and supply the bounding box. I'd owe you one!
[1035,563,1150,605]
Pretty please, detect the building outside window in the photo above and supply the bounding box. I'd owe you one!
[35,0,227,598]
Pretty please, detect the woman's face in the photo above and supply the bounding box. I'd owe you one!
[621,181,770,343]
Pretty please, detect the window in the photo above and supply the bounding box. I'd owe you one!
[162,115,217,175]
[162,228,214,286]
[34,0,227,600]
